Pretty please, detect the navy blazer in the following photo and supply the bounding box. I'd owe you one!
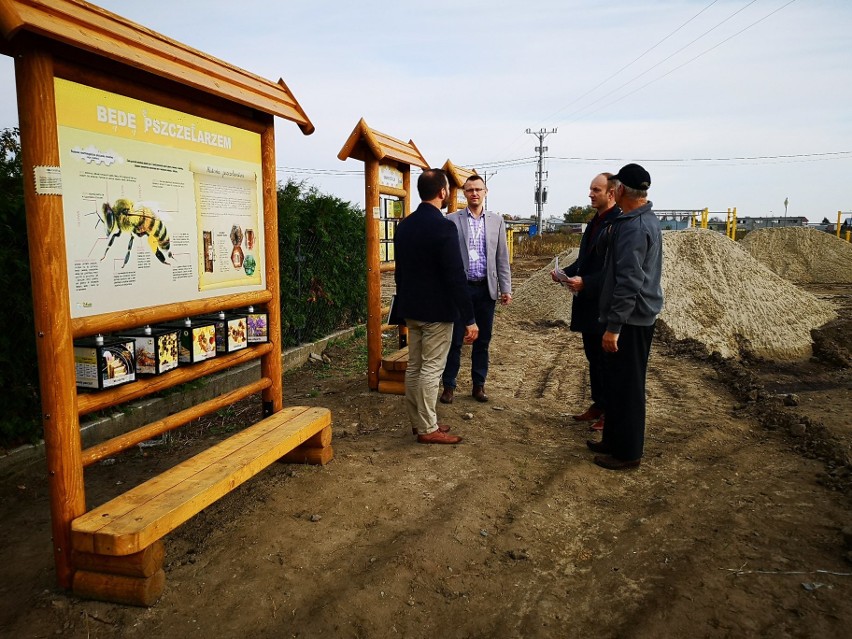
[394,202,474,324]
[562,205,621,333]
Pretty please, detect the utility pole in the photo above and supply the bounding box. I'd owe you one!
[480,170,497,210]
[526,128,557,235]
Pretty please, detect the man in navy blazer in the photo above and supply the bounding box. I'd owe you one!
[395,169,478,444]
[552,172,621,432]
[440,175,512,404]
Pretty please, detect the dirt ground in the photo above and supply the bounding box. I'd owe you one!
[1,256,850,638]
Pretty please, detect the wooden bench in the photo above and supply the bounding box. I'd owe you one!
[70,405,332,605]
[378,347,407,395]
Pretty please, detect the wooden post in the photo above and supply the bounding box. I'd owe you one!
[398,165,411,348]
[260,121,283,415]
[365,159,381,390]
[15,47,86,590]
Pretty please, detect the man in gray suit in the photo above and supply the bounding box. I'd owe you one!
[440,175,512,403]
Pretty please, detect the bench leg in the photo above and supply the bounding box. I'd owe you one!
[280,425,334,465]
[72,541,166,606]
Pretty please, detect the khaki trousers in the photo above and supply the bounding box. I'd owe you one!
[404,319,453,435]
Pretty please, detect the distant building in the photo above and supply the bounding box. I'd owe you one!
[737,216,808,231]
[656,211,701,231]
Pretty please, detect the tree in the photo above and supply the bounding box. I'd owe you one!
[277,179,367,346]
[821,217,831,225]
[563,205,596,224]
[0,127,41,447]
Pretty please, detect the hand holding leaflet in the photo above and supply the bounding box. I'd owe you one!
[551,256,578,296]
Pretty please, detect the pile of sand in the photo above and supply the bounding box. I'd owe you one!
[660,229,835,359]
[503,249,578,325]
[740,226,852,283]
[507,229,836,360]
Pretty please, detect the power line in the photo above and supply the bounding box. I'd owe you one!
[566,0,799,124]
[274,150,850,180]
[556,0,762,125]
[541,0,723,125]
[276,166,362,176]
[549,150,852,163]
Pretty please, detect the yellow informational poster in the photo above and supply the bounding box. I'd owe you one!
[54,79,265,318]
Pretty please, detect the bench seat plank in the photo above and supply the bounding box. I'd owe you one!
[381,347,408,371]
[71,406,331,556]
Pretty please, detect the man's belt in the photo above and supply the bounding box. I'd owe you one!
[467,279,487,286]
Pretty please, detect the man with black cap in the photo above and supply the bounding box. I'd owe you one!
[587,163,663,470]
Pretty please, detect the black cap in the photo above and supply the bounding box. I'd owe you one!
[611,163,651,190]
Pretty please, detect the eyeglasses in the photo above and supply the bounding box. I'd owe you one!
[464,188,485,194]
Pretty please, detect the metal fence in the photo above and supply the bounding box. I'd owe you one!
[279,231,367,347]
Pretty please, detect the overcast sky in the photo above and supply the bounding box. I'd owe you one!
[2,0,850,221]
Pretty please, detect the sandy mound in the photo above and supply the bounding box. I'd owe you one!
[507,229,836,360]
[660,229,835,359]
[740,226,852,283]
[504,249,577,324]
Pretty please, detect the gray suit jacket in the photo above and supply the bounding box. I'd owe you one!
[445,209,512,301]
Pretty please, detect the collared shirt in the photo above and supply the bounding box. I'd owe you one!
[464,208,487,280]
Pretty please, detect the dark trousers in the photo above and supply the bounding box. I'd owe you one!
[601,323,656,461]
[581,329,606,410]
[442,283,496,388]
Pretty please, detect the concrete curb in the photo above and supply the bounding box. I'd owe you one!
[0,326,359,478]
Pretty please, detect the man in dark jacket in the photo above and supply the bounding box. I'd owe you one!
[587,163,663,470]
[552,172,620,432]
[395,169,478,444]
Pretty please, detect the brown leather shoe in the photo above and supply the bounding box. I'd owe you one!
[439,387,454,404]
[586,439,611,454]
[412,423,451,435]
[417,429,463,444]
[572,405,603,421]
[593,454,640,470]
[589,416,605,432]
[472,385,488,402]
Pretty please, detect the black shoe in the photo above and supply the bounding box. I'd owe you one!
[593,455,641,471]
[586,440,610,454]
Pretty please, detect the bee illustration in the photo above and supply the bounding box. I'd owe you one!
[98,198,173,267]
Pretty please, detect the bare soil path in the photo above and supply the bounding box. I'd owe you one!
[1,257,850,638]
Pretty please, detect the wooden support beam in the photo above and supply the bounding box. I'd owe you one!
[260,121,283,417]
[76,343,272,416]
[16,45,83,591]
[365,158,381,390]
[73,569,166,607]
[302,425,332,449]
[71,290,272,338]
[81,378,273,467]
[280,445,334,466]
[378,380,405,395]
